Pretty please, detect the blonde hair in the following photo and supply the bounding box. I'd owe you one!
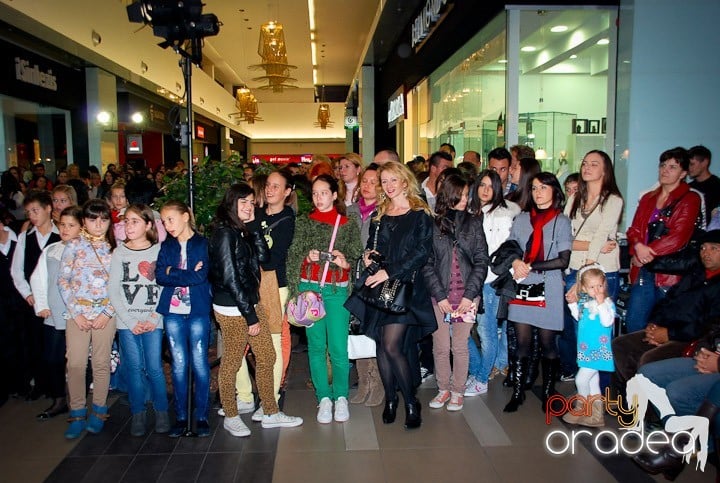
[338,152,364,203]
[52,185,78,205]
[578,267,607,295]
[160,200,196,230]
[373,161,431,221]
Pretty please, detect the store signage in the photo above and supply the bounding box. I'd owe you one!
[344,116,358,129]
[387,88,405,128]
[126,134,143,154]
[15,57,58,91]
[196,125,205,139]
[410,0,451,49]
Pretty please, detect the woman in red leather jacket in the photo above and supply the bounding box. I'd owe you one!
[625,147,702,333]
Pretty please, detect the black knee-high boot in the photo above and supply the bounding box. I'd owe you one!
[540,358,560,412]
[503,325,517,387]
[524,328,542,389]
[504,357,528,413]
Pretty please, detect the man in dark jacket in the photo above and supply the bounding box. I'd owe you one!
[613,229,720,391]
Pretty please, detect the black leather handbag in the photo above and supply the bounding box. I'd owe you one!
[353,222,414,314]
[357,276,414,314]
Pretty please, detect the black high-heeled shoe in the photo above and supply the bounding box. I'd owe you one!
[404,400,422,429]
[382,397,398,424]
[36,397,69,421]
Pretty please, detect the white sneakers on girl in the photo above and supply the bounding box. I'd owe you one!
[317,397,333,423]
[334,397,350,422]
[261,412,304,428]
[223,415,251,437]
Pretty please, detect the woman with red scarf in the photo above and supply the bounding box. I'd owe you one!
[504,172,573,413]
[287,174,362,424]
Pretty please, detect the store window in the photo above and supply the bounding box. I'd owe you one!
[0,95,72,179]
[424,14,507,162]
[516,8,615,178]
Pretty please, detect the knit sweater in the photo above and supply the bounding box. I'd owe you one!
[108,243,162,331]
[286,210,362,299]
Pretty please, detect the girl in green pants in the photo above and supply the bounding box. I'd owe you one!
[287,174,361,424]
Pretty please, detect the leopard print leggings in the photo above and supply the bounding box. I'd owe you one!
[215,312,278,418]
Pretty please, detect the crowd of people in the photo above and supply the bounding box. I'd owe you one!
[0,144,719,479]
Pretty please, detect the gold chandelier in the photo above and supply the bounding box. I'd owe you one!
[314,103,333,129]
[248,21,297,92]
[230,87,263,123]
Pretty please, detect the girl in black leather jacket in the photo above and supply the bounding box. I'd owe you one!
[209,183,303,437]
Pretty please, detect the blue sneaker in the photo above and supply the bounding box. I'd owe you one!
[196,420,211,437]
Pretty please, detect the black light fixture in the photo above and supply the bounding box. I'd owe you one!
[127,0,220,64]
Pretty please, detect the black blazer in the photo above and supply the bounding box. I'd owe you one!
[209,224,269,325]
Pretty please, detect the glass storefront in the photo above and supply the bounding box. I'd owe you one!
[0,94,72,178]
[422,14,506,162]
[416,6,616,180]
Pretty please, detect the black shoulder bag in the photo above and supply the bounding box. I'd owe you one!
[354,221,414,314]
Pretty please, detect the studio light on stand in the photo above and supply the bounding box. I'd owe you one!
[127,0,220,439]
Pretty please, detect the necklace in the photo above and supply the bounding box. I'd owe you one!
[81,228,106,244]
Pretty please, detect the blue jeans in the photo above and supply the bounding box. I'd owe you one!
[164,314,211,422]
[559,270,620,376]
[625,268,668,334]
[468,284,502,383]
[118,329,169,415]
[639,357,720,419]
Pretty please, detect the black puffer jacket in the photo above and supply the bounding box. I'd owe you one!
[422,210,489,308]
[209,224,269,325]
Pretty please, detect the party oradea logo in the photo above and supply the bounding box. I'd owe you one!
[544,374,710,473]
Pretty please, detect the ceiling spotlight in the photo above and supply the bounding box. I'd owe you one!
[131,112,144,124]
[91,30,102,46]
[96,111,112,125]
[550,25,568,33]
[175,82,182,92]
[498,59,508,64]
[597,38,610,45]
[570,54,578,59]
[140,61,148,73]
[521,46,537,52]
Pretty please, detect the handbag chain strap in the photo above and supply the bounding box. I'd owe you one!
[319,214,342,289]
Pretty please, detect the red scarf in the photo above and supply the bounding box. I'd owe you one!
[525,207,560,264]
[309,207,348,226]
[304,207,349,283]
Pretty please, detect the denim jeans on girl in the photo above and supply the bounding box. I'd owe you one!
[467,284,502,383]
[164,314,211,422]
[118,329,169,415]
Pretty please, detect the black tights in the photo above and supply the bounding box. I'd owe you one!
[376,324,415,404]
[514,322,558,359]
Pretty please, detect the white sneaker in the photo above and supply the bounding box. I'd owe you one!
[463,378,488,397]
[223,415,251,437]
[317,397,333,424]
[237,399,256,414]
[217,398,255,416]
[261,411,304,429]
[334,397,350,422]
[251,406,264,422]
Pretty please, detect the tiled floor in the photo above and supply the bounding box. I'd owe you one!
[0,354,716,483]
